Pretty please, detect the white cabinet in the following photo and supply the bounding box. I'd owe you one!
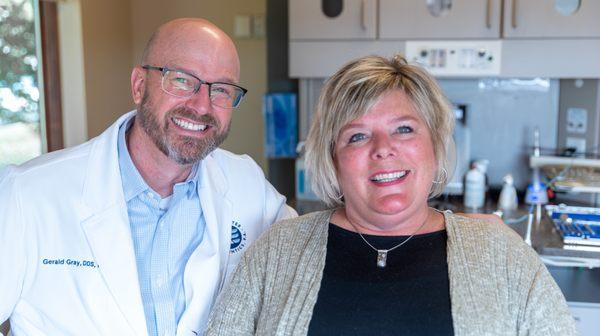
[379,0,501,39]
[503,0,600,38]
[289,0,377,40]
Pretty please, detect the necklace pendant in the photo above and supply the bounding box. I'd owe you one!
[377,250,388,268]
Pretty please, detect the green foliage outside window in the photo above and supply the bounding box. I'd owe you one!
[0,0,39,125]
[0,0,41,167]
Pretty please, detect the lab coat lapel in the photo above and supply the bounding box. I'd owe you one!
[80,112,148,336]
[178,154,232,333]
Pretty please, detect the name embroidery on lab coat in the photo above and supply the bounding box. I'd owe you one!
[42,258,99,268]
[230,220,247,254]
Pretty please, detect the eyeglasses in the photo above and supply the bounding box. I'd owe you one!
[142,65,248,109]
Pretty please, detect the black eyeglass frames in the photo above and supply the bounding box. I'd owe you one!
[142,65,248,109]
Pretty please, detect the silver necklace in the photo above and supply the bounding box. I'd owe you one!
[346,216,429,268]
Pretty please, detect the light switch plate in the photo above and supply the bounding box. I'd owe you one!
[234,15,251,38]
[252,14,265,38]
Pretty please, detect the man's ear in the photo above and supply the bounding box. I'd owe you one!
[131,66,146,105]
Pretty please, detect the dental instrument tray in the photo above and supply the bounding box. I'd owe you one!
[546,205,600,247]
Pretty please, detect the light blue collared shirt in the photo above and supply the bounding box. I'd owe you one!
[117,119,205,336]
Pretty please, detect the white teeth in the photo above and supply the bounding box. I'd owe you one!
[370,171,407,183]
[173,118,208,131]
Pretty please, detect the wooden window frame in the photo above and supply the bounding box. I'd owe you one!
[40,0,63,151]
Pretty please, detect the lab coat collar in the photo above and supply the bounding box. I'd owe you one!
[80,111,148,336]
[78,111,234,335]
[82,111,135,211]
[176,150,232,334]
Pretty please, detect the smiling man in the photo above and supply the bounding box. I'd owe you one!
[0,18,296,336]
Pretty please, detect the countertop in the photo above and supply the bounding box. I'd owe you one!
[444,201,600,261]
[432,199,600,304]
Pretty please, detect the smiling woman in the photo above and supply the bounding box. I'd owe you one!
[206,54,577,336]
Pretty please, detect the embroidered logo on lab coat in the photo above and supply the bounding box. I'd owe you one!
[41,258,99,269]
[230,220,247,253]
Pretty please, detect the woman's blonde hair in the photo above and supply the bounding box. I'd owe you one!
[305,54,455,207]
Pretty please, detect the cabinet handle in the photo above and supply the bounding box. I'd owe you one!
[511,0,518,28]
[360,0,367,30]
[486,0,492,29]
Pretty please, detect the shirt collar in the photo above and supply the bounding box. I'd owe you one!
[117,118,202,202]
[181,161,201,199]
[117,118,149,202]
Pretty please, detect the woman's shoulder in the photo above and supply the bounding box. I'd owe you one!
[247,210,334,253]
[446,212,524,244]
[270,210,333,234]
[445,212,540,265]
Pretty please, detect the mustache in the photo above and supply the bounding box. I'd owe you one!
[167,107,219,128]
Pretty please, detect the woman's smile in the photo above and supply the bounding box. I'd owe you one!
[369,170,409,185]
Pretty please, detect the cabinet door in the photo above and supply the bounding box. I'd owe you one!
[289,0,377,40]
[379,0,501,39]
[504,0,600,38]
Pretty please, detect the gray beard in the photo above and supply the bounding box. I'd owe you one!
[137,91,230,165]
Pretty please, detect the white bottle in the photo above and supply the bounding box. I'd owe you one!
[498,174,518,211]
[464,162,486,209]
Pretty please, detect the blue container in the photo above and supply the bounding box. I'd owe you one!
[262,93,297,158]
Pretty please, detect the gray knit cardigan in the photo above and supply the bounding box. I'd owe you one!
[206,210,577,336]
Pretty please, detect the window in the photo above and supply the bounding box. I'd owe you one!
[0,0,62,169]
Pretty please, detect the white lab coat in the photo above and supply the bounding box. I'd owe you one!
[0,112,296,336]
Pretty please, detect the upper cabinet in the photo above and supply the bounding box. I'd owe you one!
[503,0,600,38]
[379,0,502,39]
[289,0,377,40]
[288,0,600,78]
[290,0,600,40]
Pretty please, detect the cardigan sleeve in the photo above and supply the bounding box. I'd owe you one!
[519,262,578,336]
[205,252,262,336]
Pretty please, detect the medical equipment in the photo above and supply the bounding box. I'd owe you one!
[546,204,600,247]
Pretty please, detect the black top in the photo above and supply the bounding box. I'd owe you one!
[307,223,454,336]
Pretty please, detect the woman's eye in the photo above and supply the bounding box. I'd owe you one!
[396,126,413,134]
[348,133,367,143]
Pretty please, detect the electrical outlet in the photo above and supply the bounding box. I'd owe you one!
[566,107,587,134]
[566,137,586,154]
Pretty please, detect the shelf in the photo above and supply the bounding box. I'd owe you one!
[554,185,600,194]
[530,155,600,194]
[530,156,600,169]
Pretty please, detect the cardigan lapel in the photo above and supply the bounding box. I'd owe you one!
[445,212,496,336]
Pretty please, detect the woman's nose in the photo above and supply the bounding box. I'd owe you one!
[371,134,396,160]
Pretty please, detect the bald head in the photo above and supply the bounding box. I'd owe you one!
[141,18,240,81]
[129,18,242,173]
